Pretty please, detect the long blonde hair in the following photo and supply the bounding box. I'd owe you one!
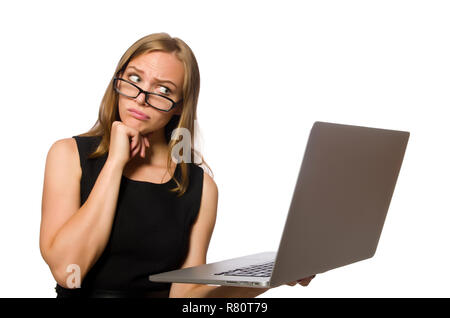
[78,32,211,196]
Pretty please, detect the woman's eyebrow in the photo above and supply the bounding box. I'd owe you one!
[127,65,178,89]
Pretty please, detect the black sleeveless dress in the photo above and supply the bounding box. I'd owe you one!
[55,135,204,298]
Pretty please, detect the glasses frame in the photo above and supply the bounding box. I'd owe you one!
[113,77,182,112]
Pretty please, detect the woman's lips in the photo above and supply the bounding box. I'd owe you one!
[128,108,149,120]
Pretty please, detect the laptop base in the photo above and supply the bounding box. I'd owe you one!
[149,252,276,288]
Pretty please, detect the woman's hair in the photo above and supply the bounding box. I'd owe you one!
[78,32,211,196]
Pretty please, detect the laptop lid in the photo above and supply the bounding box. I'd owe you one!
[269,122,409,287]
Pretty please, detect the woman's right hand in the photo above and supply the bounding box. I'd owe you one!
[107,121,150,168]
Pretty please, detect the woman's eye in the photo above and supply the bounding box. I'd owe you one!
[129,74,141,83]
[158,86,170,95]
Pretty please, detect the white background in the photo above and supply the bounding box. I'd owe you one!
[0,0,449,298]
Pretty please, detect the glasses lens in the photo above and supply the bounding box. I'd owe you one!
[116,79,174,111]
[116,80,139,98]
[147,94,173,111]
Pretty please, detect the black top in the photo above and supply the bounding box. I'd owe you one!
[55,135,204,298]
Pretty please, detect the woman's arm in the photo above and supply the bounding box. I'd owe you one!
[169,170,219,298]
[40,138,124,287]
[168,171,269,298]
[168,169,316,298]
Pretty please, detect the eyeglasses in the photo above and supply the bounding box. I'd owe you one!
[113,77,182,112]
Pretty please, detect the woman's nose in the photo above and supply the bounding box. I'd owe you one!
[134,91,147,105]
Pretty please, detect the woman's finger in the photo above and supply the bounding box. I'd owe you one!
[298,279,310,286]
[130,134,138,151]
[297,275,316,282]
[131,138,141,158]
[140,138,146,158]
[299,280,311,287]
[131,145,139,158]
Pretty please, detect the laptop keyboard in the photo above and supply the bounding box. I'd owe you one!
[214,261,274,277]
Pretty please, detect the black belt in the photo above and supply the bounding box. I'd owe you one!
[56,284,170,298]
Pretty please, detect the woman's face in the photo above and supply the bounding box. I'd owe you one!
[117,50,185,136]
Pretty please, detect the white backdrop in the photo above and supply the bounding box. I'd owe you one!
[0,0,449,298]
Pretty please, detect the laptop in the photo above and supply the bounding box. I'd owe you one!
[149,121,409,288]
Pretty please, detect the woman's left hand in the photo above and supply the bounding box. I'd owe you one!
[286,274,316,287]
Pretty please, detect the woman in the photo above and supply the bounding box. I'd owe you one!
[40,32,315,298]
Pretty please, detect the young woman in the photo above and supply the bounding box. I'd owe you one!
[40,32,315,298]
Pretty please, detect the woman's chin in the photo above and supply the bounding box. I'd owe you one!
[123,120,152,134]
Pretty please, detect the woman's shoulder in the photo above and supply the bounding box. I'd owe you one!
[46,138,82,181]
[48,135,104,172]
[187,162,207,182]
[72,134,103,145]
[188,162,204,174]
[189,162,217,194]
[49,137,79,158]
[49,136,98,153]
[71,135,103,154]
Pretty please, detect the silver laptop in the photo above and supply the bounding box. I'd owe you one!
[149,121,409,288]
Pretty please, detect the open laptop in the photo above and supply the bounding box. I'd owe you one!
[149,121,409,288]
